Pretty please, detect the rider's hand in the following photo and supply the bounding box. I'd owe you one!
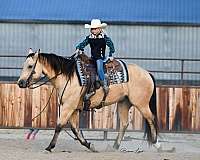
[74,49,82,58]
[75,49,80,54]
[108,56,114,61]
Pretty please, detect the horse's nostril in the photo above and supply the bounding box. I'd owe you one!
[18,80,22,87]
[18,79,26,88]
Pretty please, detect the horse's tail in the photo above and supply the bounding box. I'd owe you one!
[144,73,158,144]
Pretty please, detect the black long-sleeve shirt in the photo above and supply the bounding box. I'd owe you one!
[76,33,115,60]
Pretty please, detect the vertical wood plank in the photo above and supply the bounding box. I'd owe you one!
[195,89,200,130]
[5,84,10,126]
[32,87,41,128]
[157,87,169,130]
[168,88,173,130]
[172,88,181,130]
[181,88,192,130]
[0,84,3,126]
[40,85,48,128]
[17,85,25,127]
[24,88,32,127]
[190,88,196,130]
[9,84,16,126]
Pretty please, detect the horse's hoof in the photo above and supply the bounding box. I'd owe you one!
[43,149,51,154]
[45,147,52,152]
[90,143,98,152]
[113,143,120,150]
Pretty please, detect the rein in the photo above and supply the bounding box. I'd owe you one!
[27,53,77,89]
[29,74,62,121]
[27,72,62,89]
[31,87,55,121]
[31,77,69,121]
[25,55,61,89]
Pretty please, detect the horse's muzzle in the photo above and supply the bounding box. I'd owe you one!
[18,79,27,88]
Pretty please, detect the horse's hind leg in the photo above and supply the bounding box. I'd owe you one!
[113,98,131,150]
[69,110,96,152]
[136,105,158,144]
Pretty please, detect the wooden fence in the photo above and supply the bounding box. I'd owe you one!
[0,84,57,128]
[0,83,200,131]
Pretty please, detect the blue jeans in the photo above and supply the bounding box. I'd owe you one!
[96,59,105,81]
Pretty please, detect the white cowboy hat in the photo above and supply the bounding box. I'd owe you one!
[85,19,107,29]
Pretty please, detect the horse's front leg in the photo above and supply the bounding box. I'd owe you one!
[45,124,62,152]
[45,102,75,152]
[69,110,97,152]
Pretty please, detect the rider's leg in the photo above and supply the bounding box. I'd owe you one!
[96,59,109,94]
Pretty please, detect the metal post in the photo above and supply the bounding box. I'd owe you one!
[103,130,108,141]
[181,60,184,85]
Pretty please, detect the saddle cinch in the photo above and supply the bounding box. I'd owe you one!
[76,53,129,108]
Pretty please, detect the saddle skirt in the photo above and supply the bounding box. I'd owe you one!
[76,54,129,86]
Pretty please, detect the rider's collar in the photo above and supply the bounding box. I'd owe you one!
[89,32,105,39]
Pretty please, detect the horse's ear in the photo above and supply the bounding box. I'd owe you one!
[28,48,34,54]
[34,49,40,60]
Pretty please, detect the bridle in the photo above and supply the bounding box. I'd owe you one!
[26,56,39,88]
[26,52,78,89]
[26,55,62,89]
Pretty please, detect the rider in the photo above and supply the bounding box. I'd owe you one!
[75,19,115,94]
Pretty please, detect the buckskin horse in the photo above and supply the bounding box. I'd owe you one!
[17,48,161,152]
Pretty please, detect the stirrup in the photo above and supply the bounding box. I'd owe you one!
[100,100,106,107]
[83,100,91,111]
[84,91,95,101]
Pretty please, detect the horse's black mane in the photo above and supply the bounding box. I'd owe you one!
[27,53,76,79]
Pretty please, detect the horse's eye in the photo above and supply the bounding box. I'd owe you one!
[28,65,33,69]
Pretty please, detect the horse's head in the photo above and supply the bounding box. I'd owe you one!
[18,48,43,88]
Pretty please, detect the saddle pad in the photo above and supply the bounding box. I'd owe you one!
[76,58,129,86]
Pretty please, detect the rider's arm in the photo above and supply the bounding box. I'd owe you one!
[76,36,89,51]
[105,35,115,57]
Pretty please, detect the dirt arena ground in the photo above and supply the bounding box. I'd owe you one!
[0,129,199,160]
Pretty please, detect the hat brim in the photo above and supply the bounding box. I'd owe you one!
[85,23,107,29]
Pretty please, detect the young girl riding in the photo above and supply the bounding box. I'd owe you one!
[75,19,115,94]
